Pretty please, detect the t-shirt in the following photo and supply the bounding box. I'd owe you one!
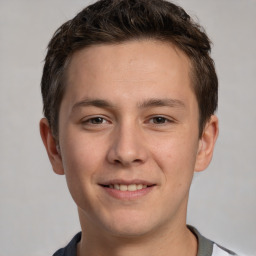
[53,226,237,256]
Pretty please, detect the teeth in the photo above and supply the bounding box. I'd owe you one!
[114,184,120,190]
[137,184,143,190]
[108,184,148,191]
[128,184,136,191]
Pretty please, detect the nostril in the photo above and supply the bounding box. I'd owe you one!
[131,158,144,165]
[114,159,122,164]
[113,158,142,166]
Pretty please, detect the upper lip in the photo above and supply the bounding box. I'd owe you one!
[99,179,156,186]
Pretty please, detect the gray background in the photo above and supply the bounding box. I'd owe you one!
[0,0,255,255]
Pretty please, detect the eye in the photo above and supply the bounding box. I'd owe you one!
[149,116,171,124]
[83,116,108,125]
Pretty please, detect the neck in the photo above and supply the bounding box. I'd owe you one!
[77,213,197,256]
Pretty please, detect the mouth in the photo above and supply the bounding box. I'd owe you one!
[101,183,154,191]
[99,180,156,200]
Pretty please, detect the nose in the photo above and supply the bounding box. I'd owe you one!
[106,122,148,167]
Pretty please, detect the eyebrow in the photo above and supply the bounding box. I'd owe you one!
[71,97,185,112]
[72,98,114,112]
[137,98,185,109]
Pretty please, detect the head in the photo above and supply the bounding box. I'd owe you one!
[41,0,218,140]
[40,0,219,241]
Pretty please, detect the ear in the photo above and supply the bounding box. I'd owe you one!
[39,118,64,175]
[195,115,219,172]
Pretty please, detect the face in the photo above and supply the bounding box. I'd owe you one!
[41,40,218,238]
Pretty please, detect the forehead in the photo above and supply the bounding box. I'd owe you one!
[62,40,195,110]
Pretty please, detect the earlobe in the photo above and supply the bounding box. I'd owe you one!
[195,115,219,172]
[39,118,65,175]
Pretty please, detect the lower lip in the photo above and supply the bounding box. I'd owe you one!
[101,186,155,200]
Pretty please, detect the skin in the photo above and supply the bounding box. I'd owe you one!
[40,40,218,256]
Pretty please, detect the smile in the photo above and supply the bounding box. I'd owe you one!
[99,181,156,200]
[104,184,148,191]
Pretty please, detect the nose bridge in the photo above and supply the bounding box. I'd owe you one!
[107,118,147,166]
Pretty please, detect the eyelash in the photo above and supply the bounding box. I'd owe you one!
[82,115,174,127]
[82,116,109,125]
[147,116,173,125]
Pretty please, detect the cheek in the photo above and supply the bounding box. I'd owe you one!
[59,130,106,192]
[60,128,103,171]
[151,133,199,184]
[58,131,107,210]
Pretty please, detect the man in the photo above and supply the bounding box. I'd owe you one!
[39,0,237,255]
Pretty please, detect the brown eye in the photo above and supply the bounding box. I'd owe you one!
[81,116,111,131]
[151,116,169,124]
[82,117,108,125]
[88,117,106,124]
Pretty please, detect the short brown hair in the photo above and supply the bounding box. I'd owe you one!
[41,0,218,138]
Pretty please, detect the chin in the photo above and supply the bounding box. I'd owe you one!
[98,211,162,238]
[106,223,154,238]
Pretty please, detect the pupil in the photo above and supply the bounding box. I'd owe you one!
[154,117,165,123]
[93,117,103,124]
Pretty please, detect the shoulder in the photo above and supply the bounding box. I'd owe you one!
[212,243,237,256]
[52,232,81,256]
[188,225,238,256]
